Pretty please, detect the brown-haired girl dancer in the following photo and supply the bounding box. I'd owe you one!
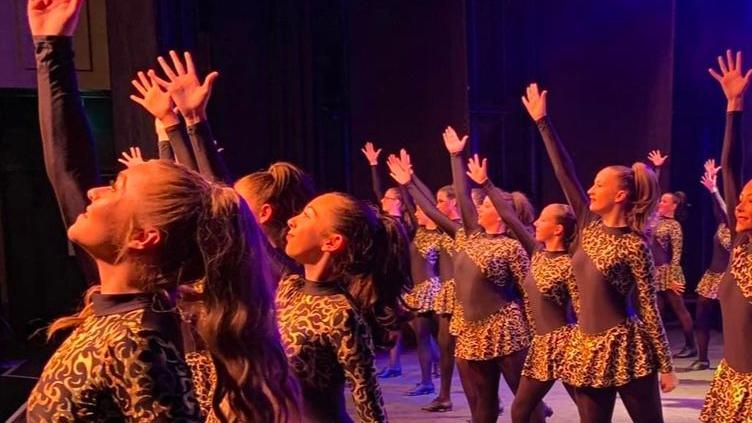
[25,2,298,421]
[362,143,440,396]
[385,152,462,411]
[701,49,752,422]
[388,129,541,423]
[522,83,677,422]
[692,159,730,371]
[646,151,696,358]
[466,154,579,422]
[280,192,413,422]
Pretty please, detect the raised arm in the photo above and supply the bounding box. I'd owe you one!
[397,149,437,206]
[361,142,385,202]
[387,155,461,236]
[701,160,728,226]
[466,155,540,255]
[153,51,231,184]
[709,50,751,239]
[647,150,668,185]
[443,127,481,233]
[31,0,101,228]
[522,84,589,219]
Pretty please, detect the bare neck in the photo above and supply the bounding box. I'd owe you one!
[96,259,144,295]
[544,237,566,252]
[600,207,628,228]
[304,253,334,282]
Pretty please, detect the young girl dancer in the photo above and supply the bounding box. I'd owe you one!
[522,82,677,422]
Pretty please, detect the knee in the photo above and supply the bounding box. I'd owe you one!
[510,398,531,422]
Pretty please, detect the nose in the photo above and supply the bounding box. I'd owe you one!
[87,186,107,201]
[288,215,297,229]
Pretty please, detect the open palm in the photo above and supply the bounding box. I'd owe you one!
[28,0,84,36]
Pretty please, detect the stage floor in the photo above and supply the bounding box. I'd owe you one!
[1,326,722,422]
[352,327,719,422]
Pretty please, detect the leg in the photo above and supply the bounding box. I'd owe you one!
[436,314,455,402]
[574,386,617,423]
[510,376,555,423]
[379,329,402,377]
[500,349,546,423]
[617,372,664,423]
[694,296,715,364]
[456,358,479,416]
[665,290,695,349]
[408,314,435,389]
[466,358,503,423]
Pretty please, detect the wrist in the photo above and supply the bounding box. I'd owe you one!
[727,98,744,112]
[183,109,207,126]
[158,113,180,128]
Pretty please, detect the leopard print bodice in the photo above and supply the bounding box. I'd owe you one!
[718,224,732,252]
[531,251,578,312]
[729,241,752,300]
[414,227,443,263]
[455,228,529,289]
[581,220,645,296]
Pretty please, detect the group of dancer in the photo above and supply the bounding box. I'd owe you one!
[20,0,752,422]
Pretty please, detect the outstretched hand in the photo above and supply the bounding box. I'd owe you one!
[361,142,382,166]
[386,154,412,185]
[700,171,718,193]
[28,0,84,36]
[709,50,752,111]
[118,147,145,168]
[647,150,668,168]
[704,159,721,177]
[152,51,219,125]
[442,126,468,154]
[130,71,179,127]
[522,83,548,121]
[466,154,489,185]
[660,371,679,393]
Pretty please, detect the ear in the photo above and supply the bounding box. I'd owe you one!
[126,227,161,251]
[614,190,628,204]
[553,223,564,237]
[257,203,273,224]
[321,233,346,254]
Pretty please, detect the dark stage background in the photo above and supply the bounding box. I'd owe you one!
[2,0,752,370]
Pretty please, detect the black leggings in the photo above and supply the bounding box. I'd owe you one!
[658,290,694,347]
[456,349,545,423]
[574,372,663,423]
[436,314,455,401]
[694,296,719,362]
[511,376,575,422]
[409,313,436,385]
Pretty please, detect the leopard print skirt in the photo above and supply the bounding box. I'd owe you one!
[559,318,658,388]
[654,264,686,292]
[522,324,575,382]
[454,301,531,361]
[696,270,724,300]
[403,277,441,314]
[185,350,216,419]
[701,359,752,422]
[433,278,457,315]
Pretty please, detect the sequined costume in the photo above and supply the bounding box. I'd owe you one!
[651,217,686,292]
[535,116,673,389]
[701,111,752,422]
[276,275,387,423]
[27,293,201,422]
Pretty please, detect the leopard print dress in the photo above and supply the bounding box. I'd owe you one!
[652,217,686,292]
[276,275,387,422]
[559,219,673,388]
[451,228,531,361]
[27,293,200,422]
[701,240,752,422]
[521,251,579,382]
[696,224,732,300]
[403,227,442,313]
[434,231,458,315]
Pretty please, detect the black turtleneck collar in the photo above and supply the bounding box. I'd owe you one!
[302,279,344,296]
[92,292,164,316]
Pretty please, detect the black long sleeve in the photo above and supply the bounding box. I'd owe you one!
[187,121,233,184]
[165,124,197,171]
[721,112,743,239]
[536,117,589,220]
[35,36,101,228]
[709,188,729,227]
[369,165,384,202]
[404,180,461,237]
[450,153,481,234]
[482,179,540,255]
[411,174,437,206]
[158,140,175,161]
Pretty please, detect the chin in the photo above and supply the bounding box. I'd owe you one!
[736,221,752,233]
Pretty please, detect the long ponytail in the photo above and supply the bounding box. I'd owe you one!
[609,162,659,236]
[197,186,299,423]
